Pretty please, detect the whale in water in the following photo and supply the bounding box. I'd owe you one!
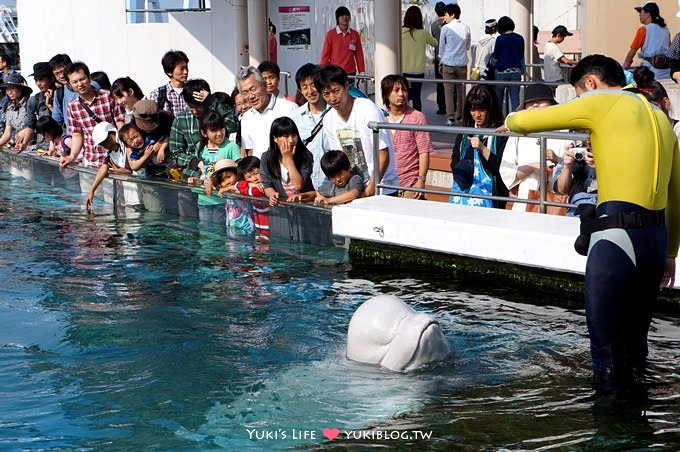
[346,295,451,372]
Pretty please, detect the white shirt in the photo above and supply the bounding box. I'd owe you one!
[323,97,399,194]
[543,41,565,83]
[500,136,566,211]
[108,139,127,168]
[438,19,470,67]
[241,94,297,158]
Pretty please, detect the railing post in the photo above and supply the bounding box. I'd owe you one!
[282,71,290,98]
[371,121,380,196]
[112,179,120,219]
[539,137,547,214]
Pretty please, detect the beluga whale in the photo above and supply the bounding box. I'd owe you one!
[346,295,451,372]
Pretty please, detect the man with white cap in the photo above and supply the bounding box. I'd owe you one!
[623,2,671,79]
[543,25,578,84]
[84,122,131,211]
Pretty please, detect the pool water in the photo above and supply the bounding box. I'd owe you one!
[1,172,679,451]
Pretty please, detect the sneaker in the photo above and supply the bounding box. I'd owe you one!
[436,108,447,115]
[445,118,456,126]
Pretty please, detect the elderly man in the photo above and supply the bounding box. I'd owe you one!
[237,66,296,158]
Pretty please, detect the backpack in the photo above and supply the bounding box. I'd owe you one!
[55,86,65,112]
[156,85,171,112]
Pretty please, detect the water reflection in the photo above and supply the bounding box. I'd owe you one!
[0,173,679,450]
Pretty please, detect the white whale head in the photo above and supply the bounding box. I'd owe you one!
[346,295,451,372]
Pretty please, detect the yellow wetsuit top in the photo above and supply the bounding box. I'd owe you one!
[506,88,680,258]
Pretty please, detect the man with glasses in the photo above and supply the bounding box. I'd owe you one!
[49,54,100,130]
[236,66,296,158]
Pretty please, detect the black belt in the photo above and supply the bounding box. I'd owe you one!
[580,210,665,236]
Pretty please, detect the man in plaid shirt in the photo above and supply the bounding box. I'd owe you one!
[60,62,124,168]
[147,50,189,117]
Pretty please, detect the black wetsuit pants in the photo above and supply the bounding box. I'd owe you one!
[584,202,667,387]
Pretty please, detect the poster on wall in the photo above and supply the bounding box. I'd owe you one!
[279,6,311,51]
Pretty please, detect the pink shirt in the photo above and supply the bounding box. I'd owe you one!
[387,106,433,187]
[320,26,365,73]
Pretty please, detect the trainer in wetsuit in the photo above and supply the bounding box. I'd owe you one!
[505,54,680,390]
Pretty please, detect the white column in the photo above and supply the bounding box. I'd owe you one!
[247,0,268,67]
[233,0,249,71]
[373,0,401,108]
[510,0,532,70]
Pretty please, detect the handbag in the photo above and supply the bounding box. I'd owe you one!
[525,189,568,216]
[652,54,670,69]
[472,38,495,80]
[643,54,670,69]
[449,148,494,208]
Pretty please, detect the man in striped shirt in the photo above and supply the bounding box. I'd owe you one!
[381,74,432,199]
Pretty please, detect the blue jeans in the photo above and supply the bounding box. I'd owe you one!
[403,72,424,111]
[495,71,521,114]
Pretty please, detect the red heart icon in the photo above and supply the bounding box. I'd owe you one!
[323,427,339,440]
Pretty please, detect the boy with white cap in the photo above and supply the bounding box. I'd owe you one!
[84,122,131,211]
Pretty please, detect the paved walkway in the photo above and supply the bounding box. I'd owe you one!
[417,79,455,153]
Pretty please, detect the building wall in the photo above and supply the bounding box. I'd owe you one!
[17,0,680,100]
[17,0,237,96]
[583,0,680,60]
[17,0,374,98]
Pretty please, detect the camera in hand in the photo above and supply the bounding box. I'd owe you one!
[572,147,587,161]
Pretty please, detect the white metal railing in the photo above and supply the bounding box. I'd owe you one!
[368,121,590,214]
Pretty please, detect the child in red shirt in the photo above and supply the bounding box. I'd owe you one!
[236,156,270,236]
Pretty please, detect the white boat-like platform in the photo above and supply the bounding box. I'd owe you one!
[333,196,680,291]
[3,147,680,295]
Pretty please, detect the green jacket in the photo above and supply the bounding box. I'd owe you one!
[169,99,239,178]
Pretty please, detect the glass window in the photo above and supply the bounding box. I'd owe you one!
[126,0,210,24]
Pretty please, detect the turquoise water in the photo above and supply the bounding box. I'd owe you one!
[1,172,680,451]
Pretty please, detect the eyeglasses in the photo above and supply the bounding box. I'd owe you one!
[240,85,262,96]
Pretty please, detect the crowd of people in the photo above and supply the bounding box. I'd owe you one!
[1,2,676,222]
[0,7,432,233]
[0,3,677,221]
